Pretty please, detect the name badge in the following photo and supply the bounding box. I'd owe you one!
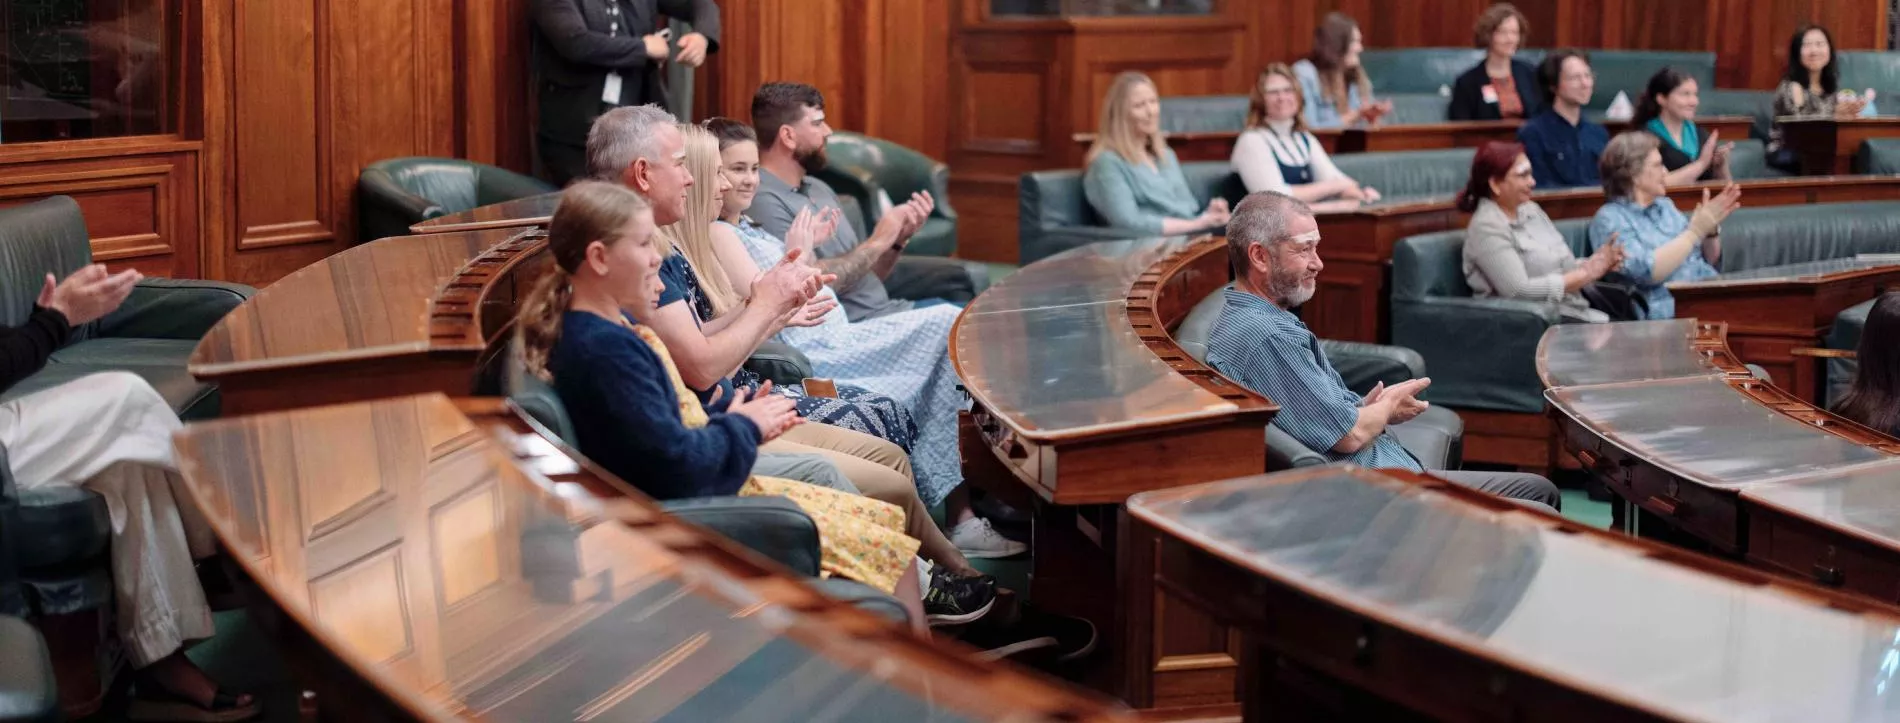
[1481,84,1499,104]
[602,72,623,105]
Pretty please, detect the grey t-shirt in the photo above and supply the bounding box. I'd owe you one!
[753,169,913,321]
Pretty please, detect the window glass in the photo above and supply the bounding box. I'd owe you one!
[1,0,171,143]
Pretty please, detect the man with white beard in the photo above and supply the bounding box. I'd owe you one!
[1205,191,1561,510]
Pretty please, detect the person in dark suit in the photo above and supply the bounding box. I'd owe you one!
[531,0,720,186]
[1448,3,1543,121]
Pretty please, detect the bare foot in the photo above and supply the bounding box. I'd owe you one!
[141,652,255,709]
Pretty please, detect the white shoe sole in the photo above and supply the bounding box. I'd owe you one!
[927,595,997,627]
[955,542,1027,559]
[971,635,1058,662]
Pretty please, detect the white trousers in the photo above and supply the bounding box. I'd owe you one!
[0,371,214,667]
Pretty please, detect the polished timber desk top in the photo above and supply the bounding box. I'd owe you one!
[408,192,559,235]
[952,236,1244,439]
[173,393,1128,723]
[1128,465,1900,723]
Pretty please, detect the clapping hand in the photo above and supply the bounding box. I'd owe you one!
[723,381,802,441]
[784,206,842,259]
[1381,377,1432,425]
[780,295,839,328]
[1199,198,1231,231]
[751,248,830,313]
[1588,232,1626,276]
[1688,184,1742,238]
[38,264,140,325]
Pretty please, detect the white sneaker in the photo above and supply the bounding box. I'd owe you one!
[949,518,1027,559]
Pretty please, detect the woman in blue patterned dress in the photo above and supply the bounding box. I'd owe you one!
[695,118,1025,559]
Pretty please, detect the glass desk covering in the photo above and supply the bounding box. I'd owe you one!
[1130,467,1900,723]
[1536,319,1723,388]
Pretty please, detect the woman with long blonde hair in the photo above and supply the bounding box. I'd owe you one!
[1081,71,1230,237]
[515,180,934,627]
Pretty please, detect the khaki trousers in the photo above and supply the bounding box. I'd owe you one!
[765,423,967,571]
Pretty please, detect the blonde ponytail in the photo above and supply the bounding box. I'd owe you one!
[514,180,651,380]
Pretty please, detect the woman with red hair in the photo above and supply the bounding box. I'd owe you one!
[1459,141,1625,322]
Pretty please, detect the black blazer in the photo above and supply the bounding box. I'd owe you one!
[1448,58,1544,122]
[530,0,721,144]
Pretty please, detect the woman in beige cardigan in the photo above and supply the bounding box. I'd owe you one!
[1458,140,1624,322]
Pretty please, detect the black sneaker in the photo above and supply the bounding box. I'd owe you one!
[963,607,1097,663]
[924,569,996,626]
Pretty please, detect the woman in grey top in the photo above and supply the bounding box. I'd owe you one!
[1458,141,1624,322]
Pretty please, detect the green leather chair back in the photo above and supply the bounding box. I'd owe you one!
[0,197,91,330]
[1838,51,1900,114]
[1716,202,1900,272]
[1360,48,1716,114]
[357,157,555,243]
[1856,138,1900,174]
[1826,297,1873,409]
[1586,51,1716,113]
[1160,96,1250,133]
[1359,48,1487,95]
[815,132,959,256]
[1331,147,1478,203]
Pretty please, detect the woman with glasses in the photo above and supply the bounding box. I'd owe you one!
[1459,140,1625,322]
[1231,63,1382,211]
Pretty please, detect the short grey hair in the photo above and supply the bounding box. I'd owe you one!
[1599,131,1658,199]
[1226,191,1313,276]
[585,104,680,181]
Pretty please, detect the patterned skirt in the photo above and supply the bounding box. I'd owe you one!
[737,369,921,455]
[741,476,920,593]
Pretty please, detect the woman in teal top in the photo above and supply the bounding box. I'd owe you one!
[1633,67,1733,185]
[1082,71,1230,236]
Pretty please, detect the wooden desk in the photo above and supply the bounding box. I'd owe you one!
[1074,117,1755,162]
[1310,175,1900,344]
[407,192,558,235]
[172,393,1130,723]
[188,228,547,415]
[1126,465,1900,723]
[951,236,1277,718]
[1541,320,1900,605]
[1671,258,1900,403]
[1779,117,1900,175]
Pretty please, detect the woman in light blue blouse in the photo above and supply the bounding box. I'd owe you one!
[1082,71,1231,236]
[1292,12,1393,129]
[1586,132,1742,319]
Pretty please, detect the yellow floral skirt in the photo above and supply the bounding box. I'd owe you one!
[741,476,919,594]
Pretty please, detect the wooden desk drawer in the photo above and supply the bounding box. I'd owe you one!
[1559,418,1743,552]
[1745,505,1900,604]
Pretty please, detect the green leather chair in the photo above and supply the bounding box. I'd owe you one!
[1825,298,1872,409]
[0,196,251,714]
[1391,201,1900,414]
[1856,138,1900,174]
[812,132,959,257]
[357,157,556,243]
[1360,48,1716,114]
[1171,284,1466,470]
[1160,96,1250,133]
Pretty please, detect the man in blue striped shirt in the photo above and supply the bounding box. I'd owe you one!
[1206,191,1561,510]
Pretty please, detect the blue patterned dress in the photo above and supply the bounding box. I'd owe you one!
[721,218,967,505]
[656,253,919,455]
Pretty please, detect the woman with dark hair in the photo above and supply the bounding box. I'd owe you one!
[1448,3,1544,121]
[1231,63,1380,210]
[1834,292,1900,438]
[1768,24,1873,170]
[1634,67,1733,184]
[1292,12,1393,129]
[1588,132,1742,319]
[1459,140,1623,321]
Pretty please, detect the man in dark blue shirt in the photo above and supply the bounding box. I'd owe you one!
[1517,49,1609,189]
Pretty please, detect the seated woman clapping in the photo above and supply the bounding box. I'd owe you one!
[1460,141,1624,322]
[1634,67,1733,185]
[1232,63,1381,212]
[1083,71,1230,236]
[1587,132,1743,320]
[515,180,930,626]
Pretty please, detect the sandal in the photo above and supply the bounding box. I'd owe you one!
[127,684,262,723]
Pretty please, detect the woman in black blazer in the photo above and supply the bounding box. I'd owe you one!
[1449,3,1544,121]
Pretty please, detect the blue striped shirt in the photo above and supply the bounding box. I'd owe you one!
[1204,288,1422,471]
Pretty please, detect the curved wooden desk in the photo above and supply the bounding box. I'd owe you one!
[188,228,548,415]
[1313,174,1900,344]
[1128,464,1900,723]
[1669,257,1900,403]
[1541,320,1900,604]
[407,193,558,235]
[951,235,1274,718]
[173,392,1130,723]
